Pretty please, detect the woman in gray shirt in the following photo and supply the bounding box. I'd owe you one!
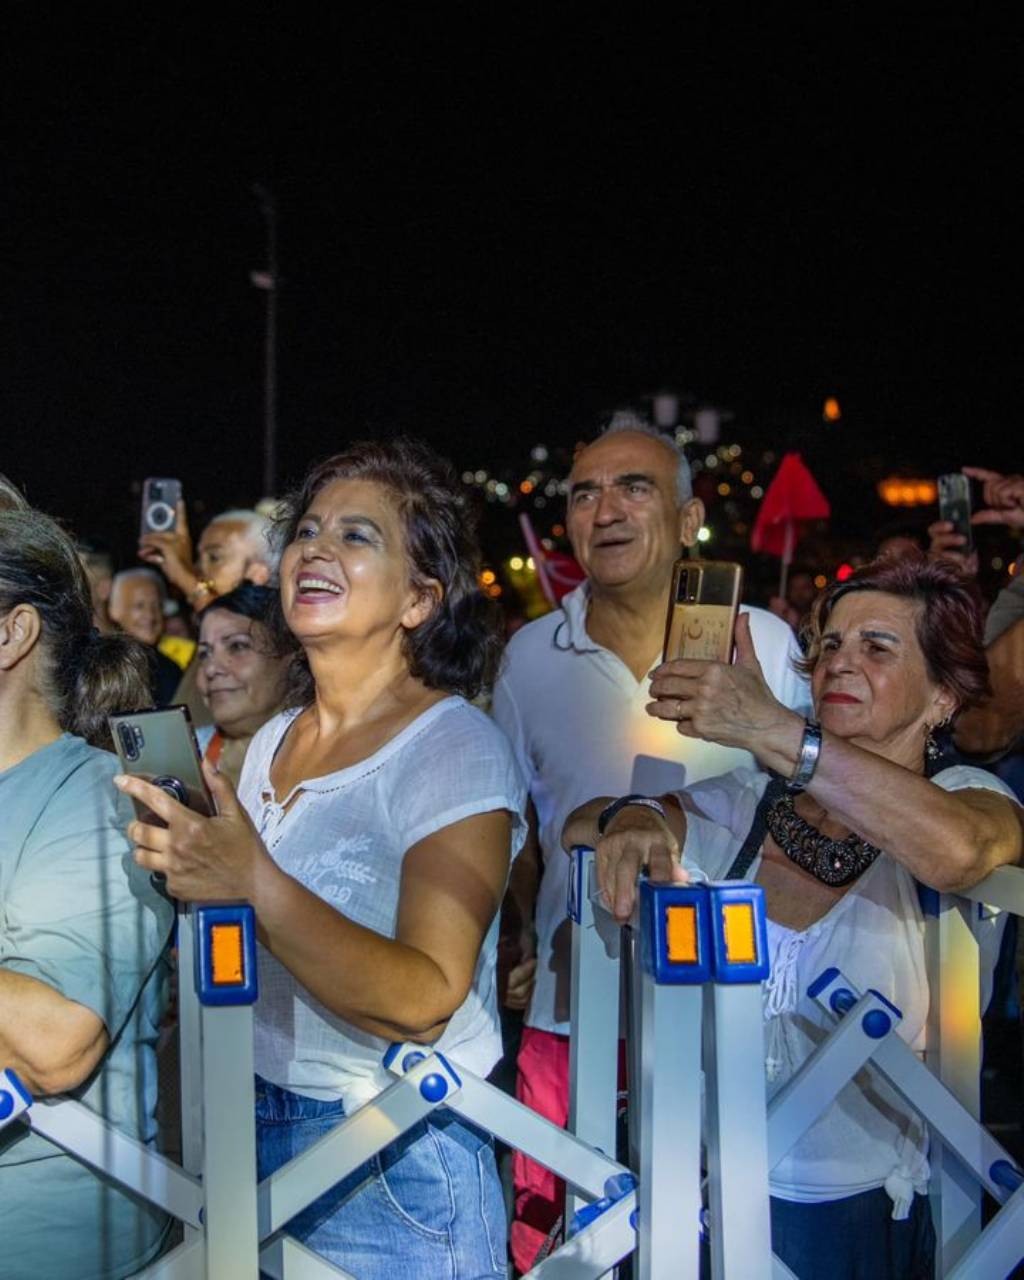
[0,498,175,1279]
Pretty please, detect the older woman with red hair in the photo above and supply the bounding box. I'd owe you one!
[563,556,1023,1280]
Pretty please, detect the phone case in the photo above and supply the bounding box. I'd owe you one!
[663,560,744,662]
[108,706,215,820]
[140,477,183,539]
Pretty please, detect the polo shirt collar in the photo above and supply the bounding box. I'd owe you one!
[555,582,602,654]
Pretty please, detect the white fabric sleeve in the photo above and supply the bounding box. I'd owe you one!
[398,709,529,858]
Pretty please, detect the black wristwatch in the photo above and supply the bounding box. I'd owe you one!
[597,794,667,835]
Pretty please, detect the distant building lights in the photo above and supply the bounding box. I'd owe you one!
[750,485,764,499]
[509,556,525,571]
[814,574,827,589]
[741,470,754,484]
[877,478,938,507]
[480,569,496,586]
[823,397,842,422]
[697,526,711,543]
[717,482,731,496]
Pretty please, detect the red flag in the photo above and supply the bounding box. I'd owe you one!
[751,452,830,560]
[751,452,830,596]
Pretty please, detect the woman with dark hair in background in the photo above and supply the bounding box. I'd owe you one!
[565,555,1023,1280]
[193,582,291,787]
[118,438,526,1279]
[0,502,174,1279]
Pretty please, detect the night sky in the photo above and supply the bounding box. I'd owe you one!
[3,13,1021,567]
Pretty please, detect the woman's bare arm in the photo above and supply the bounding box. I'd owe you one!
[0,970,108,1095]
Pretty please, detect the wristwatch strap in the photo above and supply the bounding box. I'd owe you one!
[597,794,667,835]
[787,719,823,791]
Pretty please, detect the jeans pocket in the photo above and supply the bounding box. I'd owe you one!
[376,1124,455,1240]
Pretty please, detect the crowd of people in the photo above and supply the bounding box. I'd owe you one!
[1,425,1023,1280]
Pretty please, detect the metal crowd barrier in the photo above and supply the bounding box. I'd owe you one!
[2,858,1022,1278]
[567,849,1024,1280]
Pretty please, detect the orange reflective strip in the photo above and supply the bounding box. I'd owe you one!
[721,902,757,964]
[665,904,698,963]
[210,923,244,985]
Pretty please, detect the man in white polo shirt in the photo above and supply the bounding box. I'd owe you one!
[493,414,811,1272]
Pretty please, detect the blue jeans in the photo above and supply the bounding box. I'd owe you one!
[255,1076,507,1280]
[769,1188,935,1279]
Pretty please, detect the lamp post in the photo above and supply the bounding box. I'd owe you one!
[251,185,278,497]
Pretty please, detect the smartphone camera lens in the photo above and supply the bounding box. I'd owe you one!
[118,723,142,762]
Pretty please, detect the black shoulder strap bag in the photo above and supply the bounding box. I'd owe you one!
[724,775,788,880]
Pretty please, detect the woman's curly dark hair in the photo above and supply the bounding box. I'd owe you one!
[271,438,503,705]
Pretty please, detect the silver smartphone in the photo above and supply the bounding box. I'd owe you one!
[108,705,215,821]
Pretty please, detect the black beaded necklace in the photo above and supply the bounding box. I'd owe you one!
[764,789,884,887]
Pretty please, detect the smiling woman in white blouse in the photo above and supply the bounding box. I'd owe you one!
[118,439,526,1280]
[563,555,1023,1280]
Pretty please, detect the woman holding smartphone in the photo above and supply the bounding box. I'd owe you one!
[0,492,173,1279]
[117,439,526,1279]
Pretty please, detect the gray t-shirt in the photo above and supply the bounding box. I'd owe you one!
[0,735,174,1279]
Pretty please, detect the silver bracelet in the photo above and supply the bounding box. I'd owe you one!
[787,719,822,791]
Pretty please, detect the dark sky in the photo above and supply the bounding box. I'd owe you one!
[3,12,1021,556]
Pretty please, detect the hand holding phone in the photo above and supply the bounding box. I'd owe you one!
[137,479,196,594]
[963,466,1024,530]
[109,706,215,821]
[110,707,266,903]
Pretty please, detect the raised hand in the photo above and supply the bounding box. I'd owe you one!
[927,519,979,576]
[138,499,198,594]
[963,466,1024,529]
[646,613,792,750]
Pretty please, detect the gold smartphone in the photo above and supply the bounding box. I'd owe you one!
[663,559,744,662]
[108,705,215,820]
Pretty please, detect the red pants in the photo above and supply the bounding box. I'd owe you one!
[511,1026,626,1275]
[511,1026,570,1273]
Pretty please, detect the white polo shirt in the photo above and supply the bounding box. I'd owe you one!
[492,582,812,1034]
